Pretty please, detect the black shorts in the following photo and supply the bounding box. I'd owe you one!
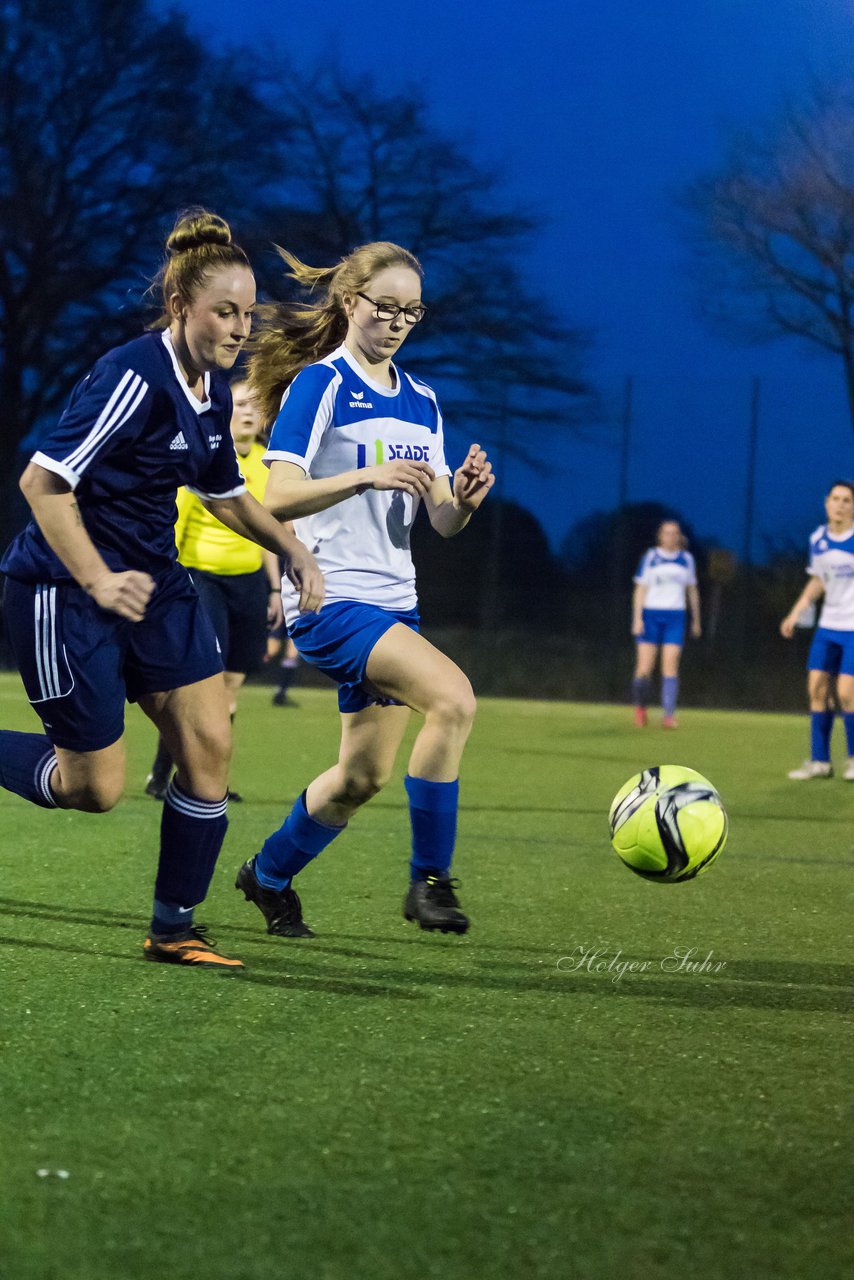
[3,566,223,752]
[188,567,268,675]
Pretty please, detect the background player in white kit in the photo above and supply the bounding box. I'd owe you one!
[781,480,854,780]
[235,240,494,937]
[630,520,701,728]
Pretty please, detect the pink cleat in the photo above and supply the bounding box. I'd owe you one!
[633,706,648,728]
[662,715,678,729]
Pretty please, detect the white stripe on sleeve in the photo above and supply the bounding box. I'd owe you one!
[61,371,149,476]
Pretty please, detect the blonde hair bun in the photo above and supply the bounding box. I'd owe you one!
[166,209,232,255]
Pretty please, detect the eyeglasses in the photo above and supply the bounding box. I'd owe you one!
[357,292,426,325]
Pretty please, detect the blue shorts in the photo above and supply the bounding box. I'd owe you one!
[807,627,854,677]
[637,608,686,647]
[2,567,223,752]
[288,600,420,713]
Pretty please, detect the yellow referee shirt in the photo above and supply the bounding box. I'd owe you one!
[175,442,268,575]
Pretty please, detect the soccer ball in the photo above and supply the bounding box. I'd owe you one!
[608,765,727,883]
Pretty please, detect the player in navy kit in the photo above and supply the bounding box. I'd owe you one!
[781,480,854,780]
[235,241,494,938]
[0,210,323,970]
[630,520,701,728]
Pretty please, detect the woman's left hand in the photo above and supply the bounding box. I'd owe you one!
[453,444,495,512]
[267,590,284,628]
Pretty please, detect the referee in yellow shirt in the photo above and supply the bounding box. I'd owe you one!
[146,382,282,801]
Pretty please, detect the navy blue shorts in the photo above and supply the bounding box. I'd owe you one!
[288,600,420,713]
[189,567,268,675]
[637,608,686,647]
[2,567,223,752]
[807,626,854,677]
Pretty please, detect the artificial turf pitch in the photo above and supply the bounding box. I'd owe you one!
[0,674,850,1280]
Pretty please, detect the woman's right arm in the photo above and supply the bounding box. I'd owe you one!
[631,583,647,636]
[780,576,824,639]
[263,459,436,520]
[19,464,154,621]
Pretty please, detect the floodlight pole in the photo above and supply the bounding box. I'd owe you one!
[609,376,633,696]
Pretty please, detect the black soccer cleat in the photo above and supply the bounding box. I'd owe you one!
[403,874,469,934]
[144,772,170,801]
[235,857,315,937]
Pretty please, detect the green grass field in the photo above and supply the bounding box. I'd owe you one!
[0,673,850,1280]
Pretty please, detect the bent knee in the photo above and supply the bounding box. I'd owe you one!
[65,781,124,813]
[428,680,477,730]
[181,726,233,774]
[338,768,391,807]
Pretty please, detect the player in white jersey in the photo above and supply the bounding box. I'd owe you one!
[235,241,494,937]
[781,481,854,780]
[630,520,701,728]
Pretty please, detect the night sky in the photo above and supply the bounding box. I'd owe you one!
[159,0,854,559]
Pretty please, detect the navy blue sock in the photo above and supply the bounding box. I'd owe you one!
[843,713,854,757]
[254,791,345,890]
[404,775,459,881]
[151,779,228,935]
[631,677,651,707]
[278,657,298,693]
[810,710,834,763]
[0,731,58,808]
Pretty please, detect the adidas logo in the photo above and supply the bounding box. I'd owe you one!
[169,431,188,451]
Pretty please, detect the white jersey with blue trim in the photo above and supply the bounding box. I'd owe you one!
[265,344,451,626]
[634,547,697,610]
[807,524,854,631]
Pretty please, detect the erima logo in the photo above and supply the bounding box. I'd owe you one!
[349,389,373,408]
[169,431,188,451]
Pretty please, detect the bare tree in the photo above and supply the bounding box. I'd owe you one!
[254,66,596,463]
[0,0,292,539]
[682,83,854,430]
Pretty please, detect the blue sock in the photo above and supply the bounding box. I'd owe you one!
[844,713,854,757]
[151,779,228,935]
[631,677,651,707]
[254,791,345,890]
[662,677,679,717]
[404,775,459,881]
[810,711,834,763]
[0,730,58,808]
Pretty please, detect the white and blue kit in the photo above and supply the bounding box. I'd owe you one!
[265,343,450,711]
[634,547,697,646]
[805,523,854,675]
[1,330,245,750]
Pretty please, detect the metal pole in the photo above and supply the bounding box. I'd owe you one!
[738,377,760,670]
[742,377,760,569]
[609,376,633,695]
[618,375,633,508]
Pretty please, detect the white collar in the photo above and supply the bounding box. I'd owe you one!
[161,330,211,414]
[336,344,400,398]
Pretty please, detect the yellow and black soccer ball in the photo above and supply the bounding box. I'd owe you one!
[608,765,728,883]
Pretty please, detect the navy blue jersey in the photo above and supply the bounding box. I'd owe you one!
[2,331,245,584]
